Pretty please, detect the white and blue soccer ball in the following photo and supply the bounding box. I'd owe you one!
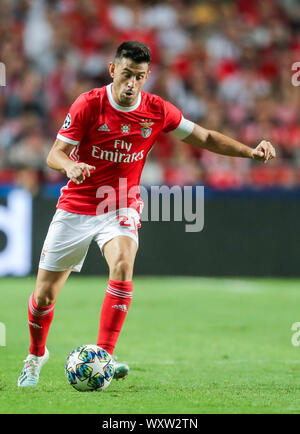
[65,344,115,392]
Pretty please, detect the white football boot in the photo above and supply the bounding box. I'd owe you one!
[114,362,130,380]
[112,355,130,381]
[18,347,49,387]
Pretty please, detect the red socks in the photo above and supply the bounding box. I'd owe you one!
[27,279,132,358]
[97,279,133,355]
[28,293,55,357]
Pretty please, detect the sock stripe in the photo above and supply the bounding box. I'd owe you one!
[107,285,133,296]
[28,293,55,357]
[107,285,133,299]
[28,296,55,318]
[107,283,133,293]
[106,288,133,299]
[97,280,133,355]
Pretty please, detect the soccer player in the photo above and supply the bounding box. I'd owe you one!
[18,41,275,387]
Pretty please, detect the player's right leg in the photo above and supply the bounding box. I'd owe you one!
[18,268,71,387]
[18,209,94,387]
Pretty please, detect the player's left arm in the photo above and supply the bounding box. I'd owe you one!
[182,123,276,163]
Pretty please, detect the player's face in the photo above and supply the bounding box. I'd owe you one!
[109,58,150,107]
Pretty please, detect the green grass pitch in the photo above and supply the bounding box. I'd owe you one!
[0,276,300,414]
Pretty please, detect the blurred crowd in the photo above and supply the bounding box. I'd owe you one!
[0,0,300,194]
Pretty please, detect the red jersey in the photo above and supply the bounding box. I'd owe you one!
[56,84,182,215]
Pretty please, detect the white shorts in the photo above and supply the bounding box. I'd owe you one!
[39,208,140,273]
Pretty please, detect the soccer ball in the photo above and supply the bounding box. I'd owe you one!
[65,344,115,392]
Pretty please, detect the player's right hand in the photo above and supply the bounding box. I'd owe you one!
[65,162,96,184]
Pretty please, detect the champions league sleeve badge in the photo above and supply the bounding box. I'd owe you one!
[62,113,72,130]
[140,119,154,138]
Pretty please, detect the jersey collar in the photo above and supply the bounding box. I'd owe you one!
[106,83,141,112]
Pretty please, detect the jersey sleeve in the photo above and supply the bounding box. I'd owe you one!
[162,99,195,139]
[162,100,182,133]
[57,93,91,146]
[171,116,195,140]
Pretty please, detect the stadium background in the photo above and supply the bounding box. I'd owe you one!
[0,0,299,276]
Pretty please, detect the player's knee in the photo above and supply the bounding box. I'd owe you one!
[110,258,133,281]
[34,294,56,307]
[34,283,57,306]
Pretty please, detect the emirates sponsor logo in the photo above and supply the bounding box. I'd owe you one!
[92,139,144,163]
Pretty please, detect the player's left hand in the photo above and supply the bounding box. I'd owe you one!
[251,140,276,163]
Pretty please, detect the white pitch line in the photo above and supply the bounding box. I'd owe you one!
[128,359,300,365]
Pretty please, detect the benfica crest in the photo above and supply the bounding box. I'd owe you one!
[140,119,154,138]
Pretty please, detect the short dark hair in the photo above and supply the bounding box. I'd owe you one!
[115,41,151,65]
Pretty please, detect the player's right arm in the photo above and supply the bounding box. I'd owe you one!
[47,138,95,185]
[47,92,96,184]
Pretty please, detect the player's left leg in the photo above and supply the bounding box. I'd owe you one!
[97,235,137,379]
